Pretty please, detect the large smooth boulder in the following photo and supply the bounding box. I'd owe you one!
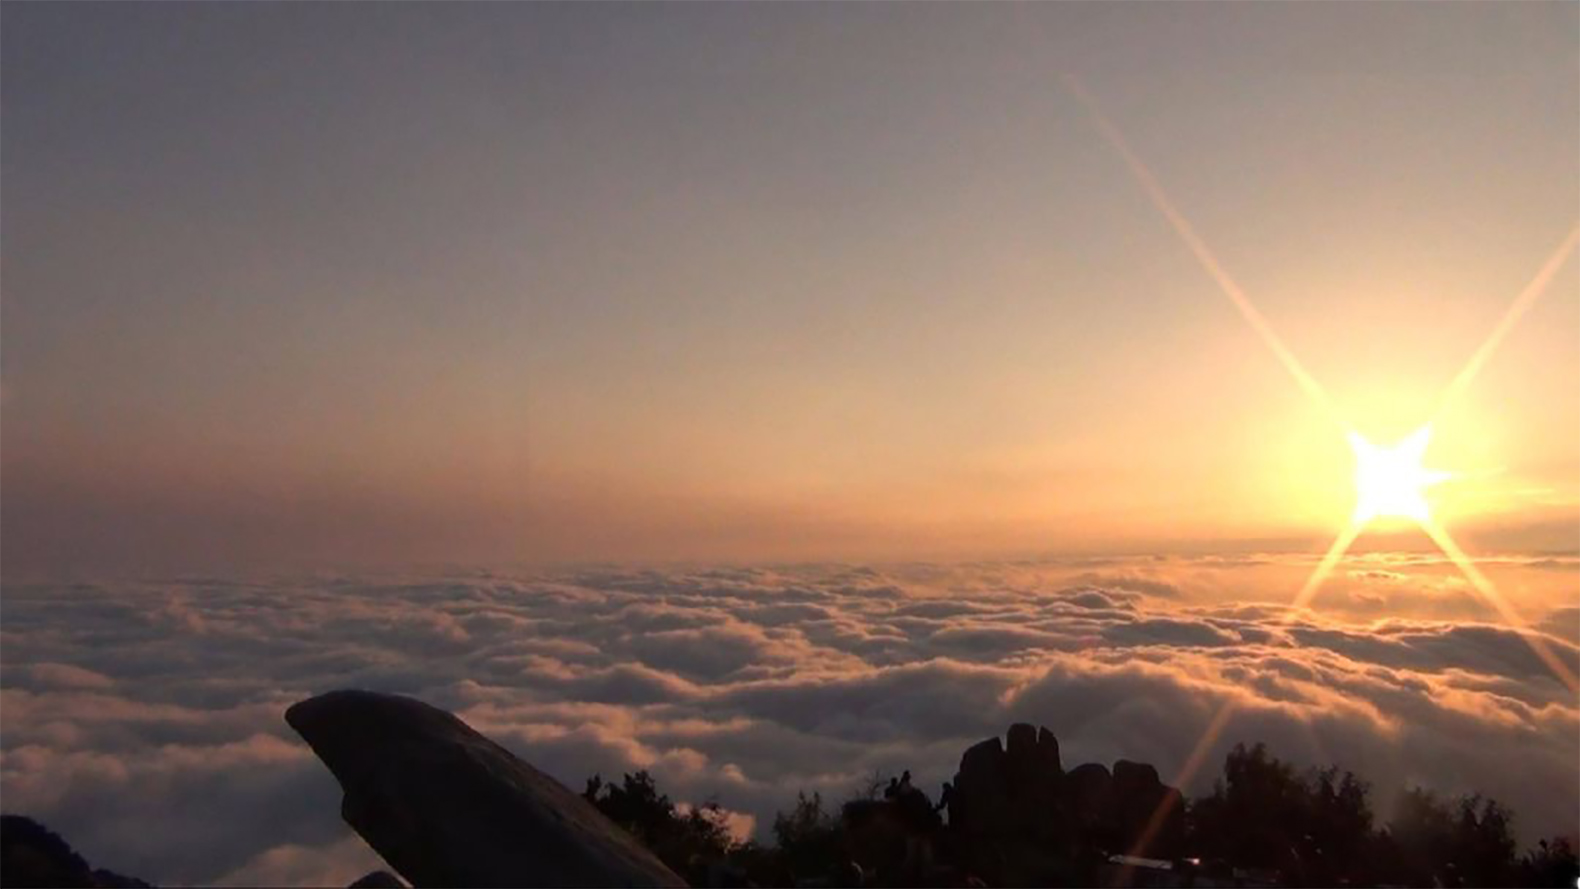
[1064,762,1118,849]
[286,690,687,888]
[1111,759,1160,795]
[1064,763,1112,813]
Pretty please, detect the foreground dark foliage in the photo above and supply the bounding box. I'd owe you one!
[1186,743,1575,888]
[588,737,1579,888]
[0,816,152,889]
[3,724,1574,888]
[584,771,741,886]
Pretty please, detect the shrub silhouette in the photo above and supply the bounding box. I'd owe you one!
[1187,743,1377,884]
[582,770,736,885]
[586,737,1580,888]
[772,792,844,882]
[1383,788,1520,887]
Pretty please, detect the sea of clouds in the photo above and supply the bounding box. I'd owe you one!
[2,557,1576,885]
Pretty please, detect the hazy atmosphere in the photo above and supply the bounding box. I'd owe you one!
[2,3,1576,887]
[5,3,1577,575]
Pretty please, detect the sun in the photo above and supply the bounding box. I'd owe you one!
[1347,425,1451,524]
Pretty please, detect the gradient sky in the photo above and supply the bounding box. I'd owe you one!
[4,3,1577,577]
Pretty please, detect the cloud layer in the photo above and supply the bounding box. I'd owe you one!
[2,559,1576,885]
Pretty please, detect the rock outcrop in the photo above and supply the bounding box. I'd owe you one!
[943,723,1184,873]
[285,690,687,888]
[1111,759,1184,858]
[949,722,1066,840]
[950,736,1011,836]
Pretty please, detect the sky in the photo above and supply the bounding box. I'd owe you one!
[4,3,1577,578]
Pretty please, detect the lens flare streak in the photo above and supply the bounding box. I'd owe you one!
[1109,521,1362,884]
[1422,518,1580,693]
[1436,224,1580,421]
[1060,74,1348,433]
[1067,76,1580,882]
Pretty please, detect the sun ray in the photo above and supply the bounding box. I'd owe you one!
[1420,519,1579,695]
[1287,522,1366,615]
[1112,703,1236,885]
[1067,73,1579,885]
[1061,74,1349,433]
[1116,520,1363,879]
[1434,224,1580,423]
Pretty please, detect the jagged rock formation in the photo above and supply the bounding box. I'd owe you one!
[0,815,151,889]
[285,690,687,888]
[950,723,1068,838]
[944,723,1184,883]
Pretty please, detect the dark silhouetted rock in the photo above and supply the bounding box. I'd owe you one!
[1110,759,1184,859]
[0,815,153,888]
[959,736,1004,777]
[1065,763,1112,807]
[1035,727,1063,776]
[1063,762,1117,850]
[286,690,687,888]
[1111,760,1160,794]
[1002,723,1067,840]
[1004,723,1038,766]
[348,871,407,888]
[950,737,1009,836]
[951,724,1077,846]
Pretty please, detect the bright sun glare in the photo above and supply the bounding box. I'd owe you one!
[1347,425,1450,524]
[1062,79,1580,870]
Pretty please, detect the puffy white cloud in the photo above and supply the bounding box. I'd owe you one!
[0,558,1575,885]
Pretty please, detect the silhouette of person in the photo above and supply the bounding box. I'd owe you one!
[899,770,912,791]
[936,781,954,817]
[885,776,900,799]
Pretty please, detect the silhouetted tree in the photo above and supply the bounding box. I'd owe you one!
[583,770,736,885]
[1517,836,1580,888]
[583,738,1559,888]
[1300,765,1376,885]
[1385,786,1456,885]
[1382,787,1523,887]
[771,791,843,883]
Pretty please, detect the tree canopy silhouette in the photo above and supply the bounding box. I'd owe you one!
[588,736,1579,888]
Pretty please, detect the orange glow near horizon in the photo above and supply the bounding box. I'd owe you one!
[1067,76,1580,877]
